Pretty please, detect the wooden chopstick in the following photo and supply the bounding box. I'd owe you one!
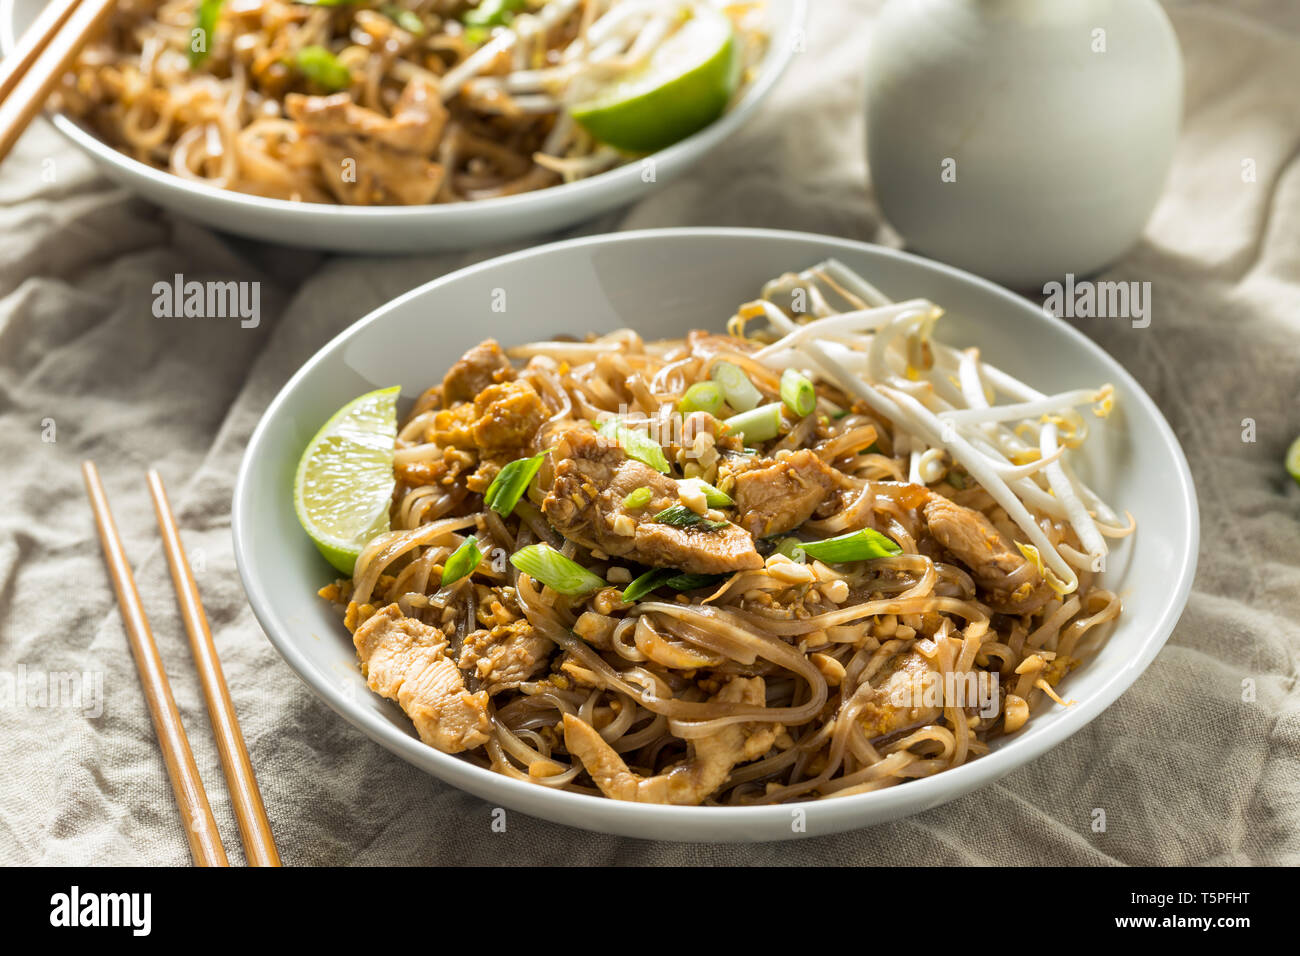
[81,461,229,868]
[0,0,81,103]
[0,0,117,164]
[147,470,282,867]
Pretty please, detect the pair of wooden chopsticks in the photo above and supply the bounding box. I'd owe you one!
[0,0,116,163]
[82,462,281,867]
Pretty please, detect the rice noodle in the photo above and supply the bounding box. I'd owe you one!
[323,257,1132,806]
[58,0,769,206]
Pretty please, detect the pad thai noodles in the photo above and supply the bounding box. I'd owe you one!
[55,0,767,205]
[317,259,1133,805]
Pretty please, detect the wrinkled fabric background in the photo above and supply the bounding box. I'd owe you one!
[1,0,1297,866]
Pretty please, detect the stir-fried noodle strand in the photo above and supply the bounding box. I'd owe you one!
[320,258,1130,805]
[56,0,768,205]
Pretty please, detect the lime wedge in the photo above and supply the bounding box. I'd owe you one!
[1287,435,1300,487]
[294,386,400,575]
[570,5,740,154]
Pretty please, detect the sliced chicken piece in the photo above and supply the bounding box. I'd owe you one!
[287,78,446,152]
[353,604,491,753]
[922,494,1054,614]
[470,380,546,459]
[441,339,517,405]
[857,651,944,739]
[563,677,776,805]
[542,427,763,574]
[728,449,839,537]
[302,138,445,205]
[286,77,448,205]
[416,376,547,492]
[458,619,553,694]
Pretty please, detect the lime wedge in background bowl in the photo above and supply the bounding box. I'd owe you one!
[1287,435,1300,487]
[294,386,400,574]
[571,5,741,155]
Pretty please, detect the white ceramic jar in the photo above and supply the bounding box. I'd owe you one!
[864,0,1183,288]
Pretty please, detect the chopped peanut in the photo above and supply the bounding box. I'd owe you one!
[1003,693,1029,732]
[811,652,846,687]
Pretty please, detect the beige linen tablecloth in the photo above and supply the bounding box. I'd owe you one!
[1,0,1297,866]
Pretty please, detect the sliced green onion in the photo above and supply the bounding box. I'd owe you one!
[398,9,426,33]
[653,505,729,532]
[666,572,726,591]
[484,451,546,517]
[654,505,699,527]
[678,381,724,416]
[831,409,850,421]
[623,486,654,509]
[598,418,670,474]
[780,368,817,418]
[799,529,902,563]
[294,45,352,91]
[775,537,806,563]
[441,535,482,587]
[622,568,676,602]
[1287,435,1300,487]
[677,477,733,507]
[724,402,784,444]
[463,0,526,28]
[381,4,425,33]
[622,567,728,601]
[189,0,224,68]
[510,544,605,596]
[710,361,763,412]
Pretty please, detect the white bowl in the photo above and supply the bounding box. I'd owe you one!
[0,0,804,254]
[232,228,1198,842]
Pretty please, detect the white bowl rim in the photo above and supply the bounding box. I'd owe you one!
[231,226,1199,835]
[0,0,806,222]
